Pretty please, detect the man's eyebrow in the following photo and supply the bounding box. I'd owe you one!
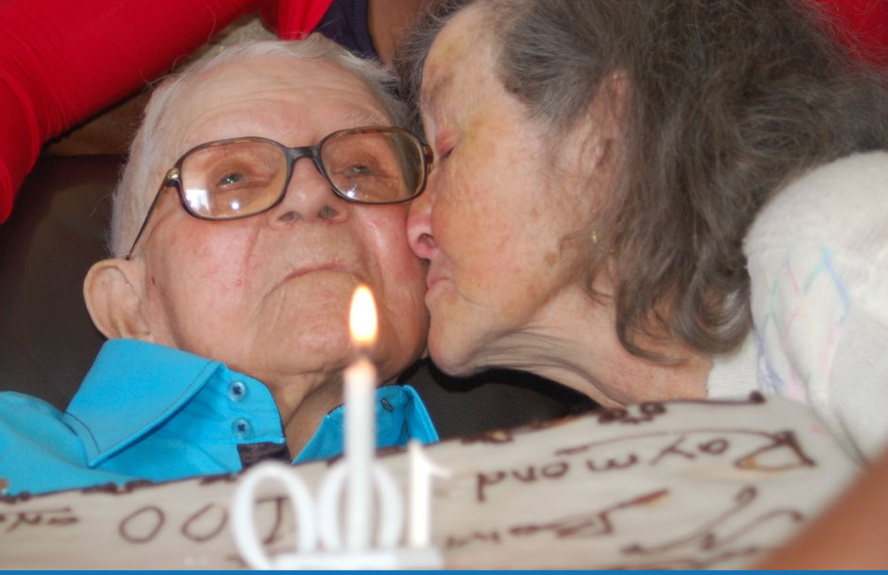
[344,109,391,126]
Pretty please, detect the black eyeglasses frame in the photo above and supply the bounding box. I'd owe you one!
[124,126,433,260]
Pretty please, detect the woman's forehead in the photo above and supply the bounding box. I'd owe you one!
[425,6,488,75]
[421,6,494,117]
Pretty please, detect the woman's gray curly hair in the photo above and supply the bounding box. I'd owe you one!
[398,0,888,361]
[111,34,409,257]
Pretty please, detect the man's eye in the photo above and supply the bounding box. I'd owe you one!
[344,163,376,177]
[218,172,246,187]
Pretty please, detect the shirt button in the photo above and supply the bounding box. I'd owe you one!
[228,380,248,402]
[232,418,252,439]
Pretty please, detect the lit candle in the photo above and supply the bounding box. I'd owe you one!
[345,285,377,550]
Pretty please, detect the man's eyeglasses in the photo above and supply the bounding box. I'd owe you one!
[125,126,433,259]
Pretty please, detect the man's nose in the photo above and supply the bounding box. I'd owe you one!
[406,188,437,260]
[268,158,348,225]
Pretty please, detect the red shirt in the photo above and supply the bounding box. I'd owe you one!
[0,0,333,223]
[810,0,888,64]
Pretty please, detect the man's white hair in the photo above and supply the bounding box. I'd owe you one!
[111,34,408,257]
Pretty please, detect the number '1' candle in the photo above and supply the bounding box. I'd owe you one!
[344,285,377,550]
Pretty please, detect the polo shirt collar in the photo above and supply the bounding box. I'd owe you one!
[64,339,253,465]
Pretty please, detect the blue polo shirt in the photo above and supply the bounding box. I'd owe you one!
[0,339,437,496]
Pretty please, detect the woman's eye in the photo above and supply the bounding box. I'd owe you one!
[432,130,455,163]
[434,138,454,162]
[433,146,454,168]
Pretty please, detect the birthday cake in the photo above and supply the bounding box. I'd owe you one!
[0,393,859,569]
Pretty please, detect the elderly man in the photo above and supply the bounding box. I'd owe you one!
[0,36,436,496]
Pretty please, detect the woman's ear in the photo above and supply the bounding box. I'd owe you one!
[83,258,151,341]
[576,70,630,170]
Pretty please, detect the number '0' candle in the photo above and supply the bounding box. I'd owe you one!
[345,285,377,550]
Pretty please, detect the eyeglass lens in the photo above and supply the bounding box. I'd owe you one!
[179,130,424,220]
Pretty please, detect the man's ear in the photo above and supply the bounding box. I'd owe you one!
[83,258,151,341]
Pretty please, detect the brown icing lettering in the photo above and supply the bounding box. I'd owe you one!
[476,471,506,503]
[650,435,698,465]
[622,486,803,556]
[0,507,79,532]
[106,496,295,548]
[119,506,165,544]
[181,503,227,543]
[258,495,294,546]
[735,430,816,471]
[554,428,815,473]
[586,453,638,472]
[445,489,669,552]
[596,402,668,425]
[509,489,669,540]
[511,467,537,483]
[698,438,729,455]
[445,530,502,549]
[600,547,768,570]
[540,462,569,479]
[461,429,515,446]
[477,429,816,503]
[81,480,155,496]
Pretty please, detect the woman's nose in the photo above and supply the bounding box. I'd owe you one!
[406,189,437,261]
[268,158,348,225]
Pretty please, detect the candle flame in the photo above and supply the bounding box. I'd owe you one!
[349,285,377,346]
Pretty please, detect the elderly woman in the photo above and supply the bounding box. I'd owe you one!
[0,35,436,496]
[400,0,888,460]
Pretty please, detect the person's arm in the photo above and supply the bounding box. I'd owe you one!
[268,0,431,69]
[260,0,334,39]
[367,0,430,68]
[807,0,888,64]
[0,0,258,224]
[756,445,888,568]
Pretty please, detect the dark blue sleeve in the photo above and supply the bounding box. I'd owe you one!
[316,0,380,63]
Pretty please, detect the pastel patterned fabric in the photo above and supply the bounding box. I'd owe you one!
[745,152,888,460]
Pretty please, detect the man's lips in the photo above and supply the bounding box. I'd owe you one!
[276,263,357,288]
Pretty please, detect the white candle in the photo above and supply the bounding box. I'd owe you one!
[407,440,449,547]
[345,285,377,550]
[407,441,430,547]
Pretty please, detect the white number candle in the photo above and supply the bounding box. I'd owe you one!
[345,285,377,550]
[407,440,449,547]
